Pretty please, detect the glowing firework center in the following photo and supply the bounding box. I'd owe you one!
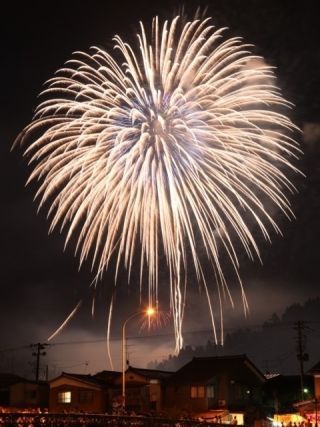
[16,15,300,352]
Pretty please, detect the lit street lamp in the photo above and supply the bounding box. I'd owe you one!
[121,307,155,411]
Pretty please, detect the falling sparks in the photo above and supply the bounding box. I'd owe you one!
[15,15,300,353]
[139,308,171,333]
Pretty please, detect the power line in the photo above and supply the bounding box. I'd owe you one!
[0,344,31,354]
[49,320,318,346]
[1,320,319,353]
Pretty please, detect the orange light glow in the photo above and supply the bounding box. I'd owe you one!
[146,307,155,317]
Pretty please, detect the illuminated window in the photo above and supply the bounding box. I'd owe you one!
[191,386,205,398]
[79,390,93,403]
[150,379,159,384]
[198,386,205,398]
[191,386,197,398]
[58,391,71,403]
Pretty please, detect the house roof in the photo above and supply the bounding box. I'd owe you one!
[51,372,106,388]
[11,379,48,386]
[103,366,173,386]
[94,370,121,383]
[127,366,173,380]
[167,355,266,386]
[309,361,320,374]
[51,367,172,389]
[0,373,25,388]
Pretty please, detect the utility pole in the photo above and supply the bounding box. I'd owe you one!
[30,343,48,383]
[293,321,309,401]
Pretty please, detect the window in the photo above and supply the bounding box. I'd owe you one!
[191,386,197,398]
[191,386,205,398]
[207,385,215,398]
[58,391,71,403]
[150,379,159,384]
[79,390,93,403]
[198,386,205,398]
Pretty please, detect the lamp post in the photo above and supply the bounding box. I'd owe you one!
[121,307,155,411]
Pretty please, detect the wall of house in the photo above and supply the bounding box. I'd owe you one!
[164,384,208,415]
[126,385,148,412]
[164,375,230,415]
[229,381,261,409]
[110,384,157,413]
[149,382,162,411]
[49,385,107,413]
[10,382,49,408]
[112,371,163,413]
[10,383,35,407]
[0,388,10,406]
[164,375,263,417]
[218,376,229,407]
[315,375,320,399]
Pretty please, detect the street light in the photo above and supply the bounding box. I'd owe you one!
[121,307,155,411]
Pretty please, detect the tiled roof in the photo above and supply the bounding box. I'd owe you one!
[0,373,25,387]
[166,355,265,385]
[52,367,172,388]
[58,372,106,387]
[128,367,173,380]
[94,370,121,383]
[11,379,48,386]
[309,361,320,374]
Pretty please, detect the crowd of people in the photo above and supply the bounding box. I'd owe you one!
[0,408,229,427]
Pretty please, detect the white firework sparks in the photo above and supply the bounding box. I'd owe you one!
[16,15,300,353]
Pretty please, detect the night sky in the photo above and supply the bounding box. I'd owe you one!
[1,0,320,378]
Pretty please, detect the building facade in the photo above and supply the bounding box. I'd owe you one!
[0,374,24,407]
[111,367,172,413]
[10,380,49,409]
[294,360,320,426]
[164,355,266,423]
[1,354,270,419]
[49,373,110,413]
[310,361,320,399]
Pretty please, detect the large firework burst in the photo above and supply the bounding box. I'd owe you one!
[16,15,300,353]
